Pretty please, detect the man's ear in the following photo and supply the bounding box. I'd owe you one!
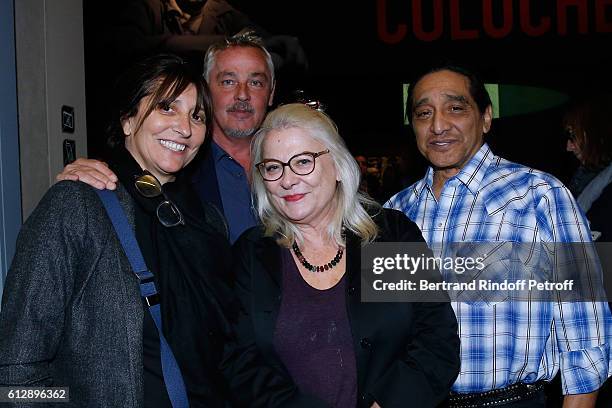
[268,80,276,107]
[482,105,493,134]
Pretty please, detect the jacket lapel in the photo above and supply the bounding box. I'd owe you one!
[191,148,224,215]
[255,235,282,293]
[250,235,284,360]
[344,231,371,389]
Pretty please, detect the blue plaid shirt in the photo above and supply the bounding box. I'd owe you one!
[385,144,612,394]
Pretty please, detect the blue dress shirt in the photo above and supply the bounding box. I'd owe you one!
[211,142,258,243]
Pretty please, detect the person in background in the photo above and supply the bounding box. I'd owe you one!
[563,95,612,408]
[86,0,307,158]
[107,0,307,71]
[231,103,460,407]
[355,154,369,194]
[365,157,384,203]
[563,93,612,242]
[378,156,404,203]
[386,63,612,407]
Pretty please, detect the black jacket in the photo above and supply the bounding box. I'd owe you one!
[227,208,460,408]
[587,182,612,242]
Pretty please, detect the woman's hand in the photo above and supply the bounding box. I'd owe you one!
[56,158,118,190]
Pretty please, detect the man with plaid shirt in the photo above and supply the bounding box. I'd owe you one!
[385,64,611,407]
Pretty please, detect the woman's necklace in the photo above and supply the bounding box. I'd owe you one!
[291,241,344,273]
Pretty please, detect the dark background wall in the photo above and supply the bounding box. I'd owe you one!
[83,0,612,186]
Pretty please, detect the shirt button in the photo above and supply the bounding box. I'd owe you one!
[437,222,443,227]
[348,286,356,295]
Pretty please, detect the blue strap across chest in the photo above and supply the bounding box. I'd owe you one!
[95,189,189,408]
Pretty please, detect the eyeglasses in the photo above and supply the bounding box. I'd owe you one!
[256,150,330,181]
[134,171,184,227]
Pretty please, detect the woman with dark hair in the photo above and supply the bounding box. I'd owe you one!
[563,93,612,241]
[0,54,235,407]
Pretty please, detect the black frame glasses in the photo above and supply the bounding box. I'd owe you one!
[256,150,330,181]
[134,171,184,227]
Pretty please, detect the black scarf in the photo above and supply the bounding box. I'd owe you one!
[109,146,235,405]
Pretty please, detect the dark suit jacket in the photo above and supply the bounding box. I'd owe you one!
[227,208,460,408]
[191,146,224,215]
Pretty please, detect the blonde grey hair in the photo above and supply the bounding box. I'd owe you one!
[203,30,275,84]
[251,103,380,247]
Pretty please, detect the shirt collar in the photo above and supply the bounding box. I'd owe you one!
[414,167,434,199]
[455,143,493,195]
[211,141,230,163]
[417,143,493,197]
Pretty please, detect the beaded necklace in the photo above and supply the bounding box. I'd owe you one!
[291,241,344,273]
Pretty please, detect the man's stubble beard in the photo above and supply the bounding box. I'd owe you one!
[224,127,259,139]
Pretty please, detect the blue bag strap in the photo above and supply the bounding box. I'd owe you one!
[95,189,189,408]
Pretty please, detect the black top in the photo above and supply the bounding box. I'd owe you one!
[143,303,171,406]
[568,165,599,196]
[586,182,612,242]
[110,147,235,407]
[274,249,357,407]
